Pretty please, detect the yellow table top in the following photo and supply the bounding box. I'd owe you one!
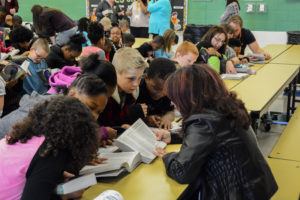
[81,144,185,200]
[132,38,151,49]
[270,45,300,65]
[231,64,299,116]
[267,158,300,200]
[262,44,292,64]
[270,106,300,161]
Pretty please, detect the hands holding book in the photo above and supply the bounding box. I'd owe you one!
[152,129,171,158]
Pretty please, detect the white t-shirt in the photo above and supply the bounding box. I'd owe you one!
[128,1,149,28]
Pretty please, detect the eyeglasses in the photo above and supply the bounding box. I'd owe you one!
[213,36,225,45]
[35,50,46,60]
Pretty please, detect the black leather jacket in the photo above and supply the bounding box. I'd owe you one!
[163,110,278,200]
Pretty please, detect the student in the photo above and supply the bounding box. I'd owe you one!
[122,33,135,48]
[137,35,164,61]
[46,33,86,69]
[77,17,91,47]
[228,15,271,59]
[12,15,22,29]
[136,58,176,129]
[172,41,199,67]
[80,21,106,60]
[98,47,148,127]
[155,29,176,59]
[31,5,77,45]
[119,19,130,34]
[228,37,249,64]
[126,0,149,38]
[154,64,278,200]
[196,25,236,74]
[0,58,116,139]
[220,0,240,24]
[109,26,122,62]
[23,38,50,95]
[0,95,102,199]
[9,26,34,56]
[2,13,13,29]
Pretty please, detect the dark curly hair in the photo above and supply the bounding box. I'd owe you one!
[165,64,251,130]
[87,21,104,45]
[9,26,34,43]
[7,96,99,173]
[66,33,87,53]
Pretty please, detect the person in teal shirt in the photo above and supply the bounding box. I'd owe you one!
[147,0,171,36]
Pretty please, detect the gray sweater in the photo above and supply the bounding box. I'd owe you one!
[220,3,240,24]
[0,92,52,139]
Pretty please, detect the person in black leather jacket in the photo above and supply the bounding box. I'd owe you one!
[154,64,278,200]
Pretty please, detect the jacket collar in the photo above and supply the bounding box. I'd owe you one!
[111,86,139,104]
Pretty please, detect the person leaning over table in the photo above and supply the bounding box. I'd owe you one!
[228,14,271,60]
[153,64,278,200]
[0,0,18,15]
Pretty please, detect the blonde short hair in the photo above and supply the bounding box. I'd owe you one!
[228,15,243,27]
[176,41,199,57]
[32,38,50,53]
[100,17,112,29]
[112,47,148,73]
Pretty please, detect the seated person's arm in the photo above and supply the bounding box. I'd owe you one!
[248,41,271,60]
[0,95,3,117]
[160,111,175,130]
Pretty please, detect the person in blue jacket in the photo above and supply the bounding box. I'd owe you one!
[147,0,171,36]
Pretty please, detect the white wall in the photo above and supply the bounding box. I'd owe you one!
[252,31,288,47]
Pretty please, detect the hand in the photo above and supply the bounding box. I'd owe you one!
[159,118,172,130]
[205,47,221,58]
[125,11,132,16]
[21,51,30,57]
[121,124,131,129]
[145,115,161,127]
[152,129,171,144]
[263,52,271,60]
[106,127,117,139]
[63,171,75,179]
[89,157,108,165]
[5,79,18,89]
[99,138,114,147]
[118,11,125,16]
[9,8,16,14]
[140,104,148,117]
[8,47,15,52]
[153,147,168,158]
[226,60,237,74]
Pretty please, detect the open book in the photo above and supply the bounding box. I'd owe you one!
[0,60,29,82]
[247,52,265,64]
[221,73,249,80]
[115,118,167,164]
[1,49,20,60]
[56,173,97,195]
[80,152,141,177]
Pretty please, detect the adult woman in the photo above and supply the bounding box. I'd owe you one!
[31,4,77,45]
[154,64,278,200]
[196,25,236,74]
[126,0,149,38]
[0,0,18,14]
[0,95,102,199]
[220,0,240,24]
[46,33,86,69]
[147,0,171,36]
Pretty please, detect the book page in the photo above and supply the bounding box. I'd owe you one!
[115,119,166,164]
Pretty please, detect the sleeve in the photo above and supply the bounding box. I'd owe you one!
[21,151,69,200]
[208,56,221,73]
[13,0,19,12]
[243,29,256,45]
[147,0,162,13]
[127,103,145,124]
[162,119,215,184]
[95,2,104,21]
[219,4,239,24]
[225,46,237,60]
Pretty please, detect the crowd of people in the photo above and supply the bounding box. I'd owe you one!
[0,0,278,199]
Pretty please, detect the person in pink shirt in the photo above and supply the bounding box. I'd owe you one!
[0,95,105,199]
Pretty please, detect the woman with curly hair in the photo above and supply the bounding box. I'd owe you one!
[0,95,101,199]
[154,64,278,200]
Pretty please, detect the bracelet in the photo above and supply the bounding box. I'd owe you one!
[100,126,109,140]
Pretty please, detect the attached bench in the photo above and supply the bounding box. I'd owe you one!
[269,105,300,161]
[267,158,300,200]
